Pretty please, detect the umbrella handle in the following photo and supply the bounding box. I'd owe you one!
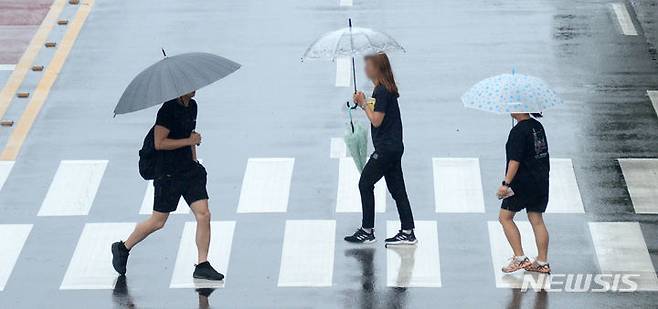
[346,101,355,133]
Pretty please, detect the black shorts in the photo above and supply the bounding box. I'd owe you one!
[501,192,548,213]
[153,164,209,213]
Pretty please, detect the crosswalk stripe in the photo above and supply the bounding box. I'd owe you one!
[618,158,658,214]
[38,160,108,216]
[170,221,236,288]
[0,64,16,71]
[0,224,32,291]
[139,180,190,215]
[339,0,353,7]
[589,222,658,291]
[611,3,638,36]
[487,221,549,289]
[386,221,441,287]
[649,91,658,117]
[433,158,484,213]
[335,57,352,88]
[330,137,347,158]
[237,158,295,213]
[278,220,335,287]
[60,223,135,289]
[546,158,585,213]
[336,157,386,213]
[0,161,15,192]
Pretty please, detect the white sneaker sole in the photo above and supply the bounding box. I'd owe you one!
[384,239,418,247]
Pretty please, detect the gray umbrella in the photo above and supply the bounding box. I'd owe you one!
[114,51,241,115]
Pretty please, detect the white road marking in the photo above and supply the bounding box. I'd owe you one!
[386,221,441,287]
[237,158,295,213]
[330,137,347,158]
[0,161,15,192]
[433,158,484,213]
[589,222,658,291]
[546,158,585,213]
[0,224,32,291]
[336,157,386,213]
[649,91,658,117]
[339,0,353,7]
[0,64,16,71]
[618,159,658,214]
[60,223,135,289]
[170,221,236,288]
[139,180,190,215]
[278,220,335,287]
[38,160,108,216]
[335,57,351,88]
[487,221,550,289]
[611,3,638,36]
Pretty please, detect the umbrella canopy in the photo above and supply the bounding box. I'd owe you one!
[461,73,563,114]
[302,24,405,61]
[114,52,241,115]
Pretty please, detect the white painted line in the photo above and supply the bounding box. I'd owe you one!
[0,224,32,291]
[336,157,386,213]
[330,137,347,159]
[546,158,585,213]
[611,3,638,36]
[487,221,550,289]
[335,57,351,88]
[433,158,484,213]
[618,159,658,214]
[0,161,15,192]
[649,91,658,117]
[0,64,16,71]
[589,222,658,291]
[139,180,190,215]
[237,158,294,213]
[170,221,236,288]
[60,223,135,289]
[38,160,108,216]
[386,220,441,287]
[278,220,335,287]
[339,0,353,7]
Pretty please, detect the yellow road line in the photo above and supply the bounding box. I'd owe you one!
[0,0,67,119]
[0,0,95,161]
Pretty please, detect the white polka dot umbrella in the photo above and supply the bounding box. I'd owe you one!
[461,73,563,114]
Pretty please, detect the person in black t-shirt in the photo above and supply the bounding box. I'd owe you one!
[497,112,551,274]
[344,53,416,247]
[111,91,224,281]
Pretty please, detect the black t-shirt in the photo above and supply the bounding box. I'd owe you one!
[505,118,550,195]
[371,85,404,152]
[154,98,197,176]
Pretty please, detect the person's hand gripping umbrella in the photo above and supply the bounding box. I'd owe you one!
[302,19,405,171]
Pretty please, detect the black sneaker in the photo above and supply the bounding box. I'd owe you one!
[193,261,225,281]
[344,228,376,244]
[111,241,130,275]
[385,230,417,247]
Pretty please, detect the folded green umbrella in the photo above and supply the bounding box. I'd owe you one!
[344,108,368,172]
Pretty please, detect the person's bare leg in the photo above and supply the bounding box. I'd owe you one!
[527,212,549,262]
[190,199,211,263]
[499,209,524,257]
[124,211,169,249]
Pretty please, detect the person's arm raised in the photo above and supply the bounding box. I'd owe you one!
[354,91,385,127]
[153,125,200,150]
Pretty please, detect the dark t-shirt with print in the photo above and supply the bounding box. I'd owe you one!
[154,98,197,176]
[371,85,404,152]
[505,118,550,196]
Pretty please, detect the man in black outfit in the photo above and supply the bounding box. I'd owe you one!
[344,54,416,247]
[111,91,224,281]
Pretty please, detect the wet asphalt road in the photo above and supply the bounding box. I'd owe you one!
[0,0,657,308]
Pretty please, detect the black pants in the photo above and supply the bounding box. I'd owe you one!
[359,150,415,230]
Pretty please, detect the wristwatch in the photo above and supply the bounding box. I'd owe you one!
[502,180,510,187]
